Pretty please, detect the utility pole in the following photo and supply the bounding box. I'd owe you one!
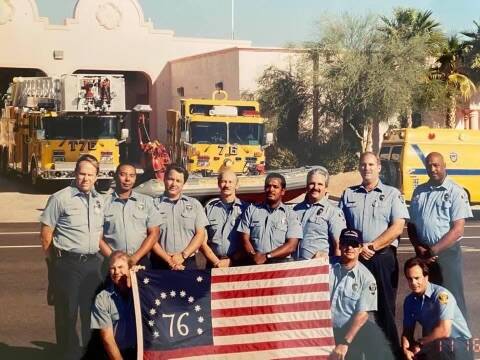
[231,0,235,40]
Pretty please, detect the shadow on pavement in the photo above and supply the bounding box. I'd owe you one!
[0,341,57,360]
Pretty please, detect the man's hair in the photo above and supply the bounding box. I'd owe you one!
[75,154,100,175]
[115,162,137,177]
[359,151,380,165]
[306,167,330,187]
[265,172,286,189]
[109,250,129,267]
[165,163,189,183]
[404,257,429,277]
[217,168,238,183]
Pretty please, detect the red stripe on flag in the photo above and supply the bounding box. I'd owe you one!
[211,282,329,300]
[144,337,335,359]
[213,319,333,336]
[272,356,330,360]
[211,300,330,318]
[212,265,329,284]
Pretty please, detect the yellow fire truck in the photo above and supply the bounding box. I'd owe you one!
[166,90,273,176]
[380,126,480,203]
[0,74,129,187]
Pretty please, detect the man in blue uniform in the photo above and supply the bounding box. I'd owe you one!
[100,163,160,269]
[294,167,345,259]
[329,229,393,360]
[40,154,104,359]
[401,257,473,360]
[238,173,302,264]
[202,169,248,267]
[339,151,409,356]
[151,164,209,270]
[90,251,137,360]
[408,152,472,319]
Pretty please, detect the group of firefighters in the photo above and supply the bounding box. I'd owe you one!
[39,151,474,360]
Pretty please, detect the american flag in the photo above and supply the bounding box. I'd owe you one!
[131,259,334,359]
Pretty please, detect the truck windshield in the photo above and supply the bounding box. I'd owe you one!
[229,123,264,145]
[44,116,119,140]
[190,122,227,144]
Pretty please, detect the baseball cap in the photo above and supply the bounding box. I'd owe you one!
[339,228,363,247]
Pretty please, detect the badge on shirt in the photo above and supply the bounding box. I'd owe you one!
[185,204,193,211]
[379,194,385,201]
[94,200,102,214]
[317,207,324,215]
[443,193,450,201]
[281,217,287,225]
[369,283,377,295]
[438,292,449,305]
[137,202,145,211]
[352,283,358,292]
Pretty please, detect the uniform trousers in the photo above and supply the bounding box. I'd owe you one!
[333,320,395,360]
[360,246,400,357]
[53,252,102,360]
[428,243,468,320]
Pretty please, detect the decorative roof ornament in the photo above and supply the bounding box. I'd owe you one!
[96,2,122,30]
[0,0,14,25]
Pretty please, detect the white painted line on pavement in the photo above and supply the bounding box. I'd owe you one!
[0,231,38,235]
[0,245,41,249]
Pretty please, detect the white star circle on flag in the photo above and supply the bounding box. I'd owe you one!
[188,296,194,303]
[149,308,156,315]
[143,277,150,284]
[198,316,204,323]
[160,292,167,299]
[155,299,161,306]
[153,331,159,338]
[170,290,176,298]
[180,290,186,297]
[148,320,155,327]
[197,328,203,335]
[196,276,203,283]
[194,305,201,312]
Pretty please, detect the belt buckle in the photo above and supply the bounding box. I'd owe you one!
[79,254,88,263]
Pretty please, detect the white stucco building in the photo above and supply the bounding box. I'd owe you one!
[0,0,299,141]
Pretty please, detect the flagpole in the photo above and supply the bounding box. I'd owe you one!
[231,0,235,40]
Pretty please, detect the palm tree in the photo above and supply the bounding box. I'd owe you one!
[432,36,476,128]
[461,21,480,83]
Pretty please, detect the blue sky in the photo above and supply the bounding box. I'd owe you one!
[36,0,480,46]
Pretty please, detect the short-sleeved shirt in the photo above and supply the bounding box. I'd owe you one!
[103,191,162,255]
[339,181,409,246]
[237,202,302,254]
[409,177,473,247]
[205,197,249,257]
[403,282,471,340]
[153,194,209,253]
[294,197,346,259]
[91,285,136,350]
[330,260,377,328]
[40,185,104,254]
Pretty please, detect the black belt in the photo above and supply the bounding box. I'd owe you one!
[374,245,396,255]
[54,248,98,262]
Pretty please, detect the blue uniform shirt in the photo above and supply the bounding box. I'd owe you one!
[409,177,473,247]
[153,194,209,253]
[205,197,249,257]
[339,181,409,246]
[40,185,104,254]
[91,285,136,350]
[330,260,378,328]
[403,282,471,340]
[294,197,346,259]
[103,191,162,255]
[237,202,302,254]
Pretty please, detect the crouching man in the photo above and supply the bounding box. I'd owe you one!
[401,257,473,360]
[329,229,394,360]
[90,251,137,360]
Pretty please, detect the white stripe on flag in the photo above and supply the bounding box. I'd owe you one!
[211,259,327,275]
[213,327,334,345]
[178,346,334,360]
[211,291,330,309]
[211,273,329,291]
[212,309,331,327]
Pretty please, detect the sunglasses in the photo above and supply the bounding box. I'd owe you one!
[340,240,361,248]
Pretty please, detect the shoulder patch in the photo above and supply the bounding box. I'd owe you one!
[398,194,405,204]
[369,283,377,295]
[438,292,449,305]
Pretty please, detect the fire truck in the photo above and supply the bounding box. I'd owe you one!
[0,74,129,187]
[165,90,273,176]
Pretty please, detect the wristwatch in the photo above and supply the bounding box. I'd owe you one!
[266,252,273,260]
[181,251,189,260]
[339,337,351,346]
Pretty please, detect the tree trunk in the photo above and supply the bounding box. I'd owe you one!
[446,94,457,128]
[406,107,413,128]
[362,121,373,152]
